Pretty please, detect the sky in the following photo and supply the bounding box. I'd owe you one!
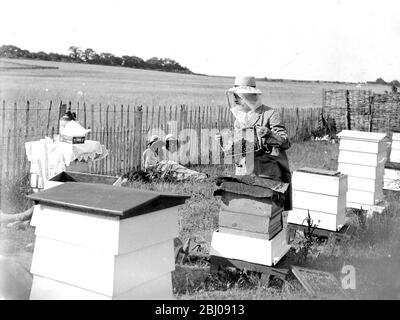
[1,0,400,82]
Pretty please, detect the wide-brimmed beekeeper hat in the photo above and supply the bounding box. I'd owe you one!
[227,76,262,95]
[147,134,159,146]
[164,133,177,142]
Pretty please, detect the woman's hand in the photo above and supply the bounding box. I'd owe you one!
[256,126,271,138]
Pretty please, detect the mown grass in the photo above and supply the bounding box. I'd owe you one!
[1,140,400,299]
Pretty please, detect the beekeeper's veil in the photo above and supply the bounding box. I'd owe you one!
[226,76,262,127]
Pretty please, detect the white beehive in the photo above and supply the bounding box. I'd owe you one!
[337,130,389,209]
[27,182,188,300]
[210,228,290,266]
[210,177,291,267]
[287,168,348,231]
[390,131,400,163]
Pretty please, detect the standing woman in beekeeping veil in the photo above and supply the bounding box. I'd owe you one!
[217,76,292,211]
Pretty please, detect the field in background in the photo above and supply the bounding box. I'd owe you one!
[0,58,390,108]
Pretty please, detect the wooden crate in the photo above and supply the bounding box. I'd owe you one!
[219,191,281,216]
[218,209,283,239]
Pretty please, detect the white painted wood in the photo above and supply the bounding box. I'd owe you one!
[339,139,387,154]
[30,204,42,227]
[32,205,180,254]
[347,189,383,206]
[393,132,400,141]
[287,208,346,231]
[30,237,175,296]
[292,171,347,196]
[347,176,382,192]
[338,150,387,167]
[210,229,290,266]
[338,130,388,142]
[384,168,400,180]
[32,205,120,253]
[338,163,385,180]
[391,140,400,150]
[118,208,179,254]
[30,273,173,300]
[292,190,346,214]
[390,149,400,163]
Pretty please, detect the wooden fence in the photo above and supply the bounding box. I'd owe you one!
[0,100,322,183]
[322,89,400,133]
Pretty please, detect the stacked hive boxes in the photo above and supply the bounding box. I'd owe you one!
[28,182,189,300]
[210,176,291,266]
[337,130,389,209]
[287,168,348,231]
[384,129,400,191]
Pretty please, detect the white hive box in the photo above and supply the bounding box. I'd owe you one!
[337,130,389,208]
[27,182,189,300]
[287,168,348,231]
[210,228,290,266]
[390,131,400,163]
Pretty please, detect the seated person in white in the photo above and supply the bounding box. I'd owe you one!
[142,134,207,181]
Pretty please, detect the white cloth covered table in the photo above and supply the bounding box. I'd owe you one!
[25,137,108,189]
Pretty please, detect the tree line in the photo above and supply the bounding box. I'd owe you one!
[0,44,193,74]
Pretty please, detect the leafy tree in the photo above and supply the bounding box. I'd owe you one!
[390,80,400,87]
[0,44,192,74]
[83,48,97,62]
[68,46,83,61]
[122,55,146,68]
[376,77,387,85]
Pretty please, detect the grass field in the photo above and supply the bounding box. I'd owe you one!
[1,140,400,300]
[0,58,391,108]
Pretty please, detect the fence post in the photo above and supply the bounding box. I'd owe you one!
[345,90,351,130]
[134,106,143,170]
[105,105,110,174]
[368,92,374,132]
[90,104,95,140]
[23,100,30,172]
[12,102,18,179]
[46,101,52,136]
[83,102,87,129]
